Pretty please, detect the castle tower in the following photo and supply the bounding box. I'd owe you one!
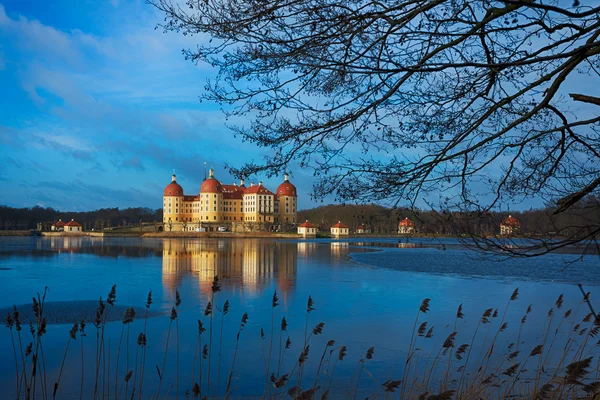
[276,173,298,225]
[163,173,184,231]
[199,167,224,223]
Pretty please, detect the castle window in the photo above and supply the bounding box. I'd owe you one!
[213,216,216,220]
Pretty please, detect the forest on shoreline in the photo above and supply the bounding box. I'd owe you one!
[1,197,599,238]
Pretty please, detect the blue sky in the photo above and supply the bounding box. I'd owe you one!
[0,0,318,211]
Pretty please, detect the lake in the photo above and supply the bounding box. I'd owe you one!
[0,236,598,399]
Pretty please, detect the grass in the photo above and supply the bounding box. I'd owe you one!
[3,280,600,399]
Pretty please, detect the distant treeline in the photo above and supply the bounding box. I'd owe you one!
[2,196,599,237]
[298,197,600,237]
[0,206,163,231]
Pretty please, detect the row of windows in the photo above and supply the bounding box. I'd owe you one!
[166,197,295,208]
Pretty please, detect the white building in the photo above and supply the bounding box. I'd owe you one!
[298,220,317,238]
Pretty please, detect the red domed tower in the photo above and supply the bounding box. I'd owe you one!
[163,174,184,229]
[199,168,224,222]
[500,215,520,236]
[398,217,416,234]
[276,173,298,225]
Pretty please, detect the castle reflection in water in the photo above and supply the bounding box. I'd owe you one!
[25,237,359,301]
[162,239,300,298]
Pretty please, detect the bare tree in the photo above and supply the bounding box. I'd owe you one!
[151,0,600,254]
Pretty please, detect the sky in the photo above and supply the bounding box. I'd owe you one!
[0,0,319,211]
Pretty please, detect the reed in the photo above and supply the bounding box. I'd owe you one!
[225,311,247,399]
[207,275,220,398]
[138,290,152,400]
[216,299,228,398]
[3,285,600,400]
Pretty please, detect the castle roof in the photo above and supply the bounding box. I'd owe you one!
[277,181,297,197]
[331,221,348,229]
[244,184,275,195]
[501,215,520,226]
[222,184,244,200]
[164,181,184,196]
[299,220,316,228]
[398,217,415,227]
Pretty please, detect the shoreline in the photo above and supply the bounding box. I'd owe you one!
[0,231,455,239]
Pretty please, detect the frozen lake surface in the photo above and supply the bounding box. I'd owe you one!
[0,236,598,398]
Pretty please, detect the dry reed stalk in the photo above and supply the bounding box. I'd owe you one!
[39,288,49,400]
[125,321,131,399]
[193,317,206,396]
[456,307,490,397]
[544,298,586,390]
[79,321,86,400]
[515,304,532,354]
[13,306,30,400]
[532,302,558,395]
[264,291,278,398]
[157,306,178,397]
[297,296,316,390]
[93,285,116,400]
[442,304,465,390]
[571,311,598,363]
[415,328,440,397]
[216,299,229,399]
[201,302,212,396]
[400,298,430,399]
[502,344,544,398]
[351,348,374,400]
[277,320,323,397]
[5,312,20,398]
[176,289,182,400]
[130,333,142,400]
[277,316,288,377]
[473,288,517,389]
[30,289,49,400]
[116,370,133,399]
[207,275,221,398]
[325,346,346,395]
[139,290,152,400]
[53,323,78,399]
[116,307,135,399]
[225,311,248,399]
[313,340,335,391]
[106,337,111,399]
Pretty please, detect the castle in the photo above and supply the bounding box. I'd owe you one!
[162,168,298,232]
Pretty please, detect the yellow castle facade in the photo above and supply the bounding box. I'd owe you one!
[162,168,298,231]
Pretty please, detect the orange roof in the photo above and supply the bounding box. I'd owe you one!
[357,224,365,229]
[64,219,81,227]
[200,177,223,193]
[53,220,65,227]
[331,221,348,229]
[277,181,297,197]
[399,217,415,227]
[501,215,520,226]
[164,181,183,196]
[244,184,274,195]
[299,220,316,228]
[222,184,244,200]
